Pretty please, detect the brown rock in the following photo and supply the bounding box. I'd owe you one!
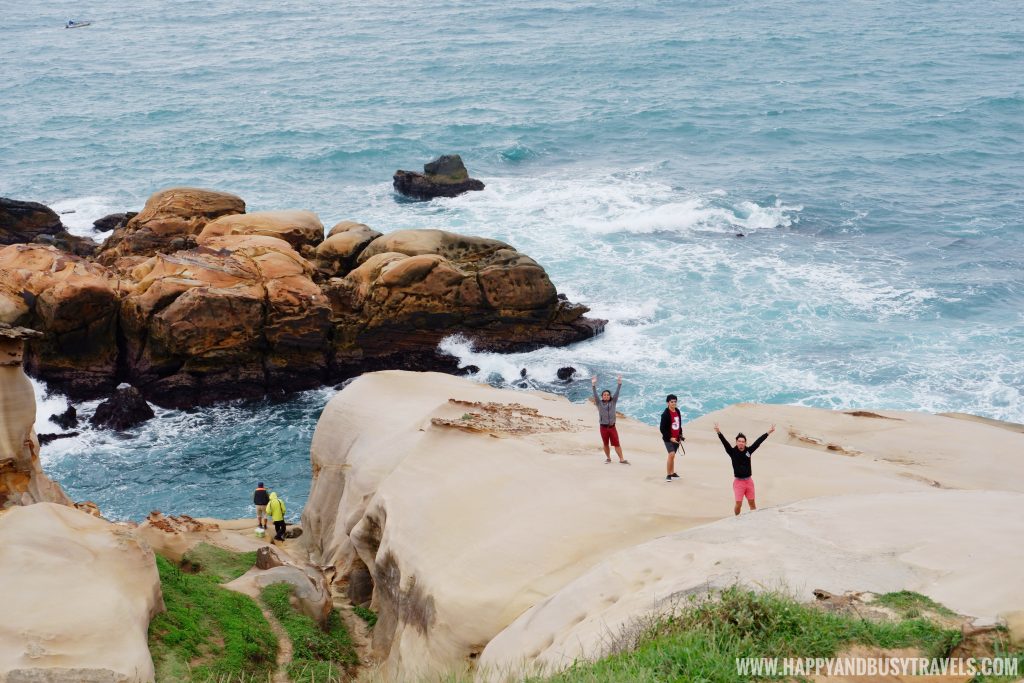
[393,155,486,200]
[0,245,121,395]
[198,210,325,250]
[99,187,245,263]
[315,221,381,277]
[0,197,63,245]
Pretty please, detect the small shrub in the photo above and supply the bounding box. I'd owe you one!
[353,605,378,628]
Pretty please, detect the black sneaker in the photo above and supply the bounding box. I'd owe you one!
[665,475,672,482]
[670,473,680,479]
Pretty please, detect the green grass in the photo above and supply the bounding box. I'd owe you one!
[261,582,359,683]
[149,549,277,682]
[353,605,378,628]
[529,587,964,683]
[181,543,259,583]
[874,590,957,619]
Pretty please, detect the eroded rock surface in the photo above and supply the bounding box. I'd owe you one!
[393,154,485,200]
[0,503,163,682]
[0,197,63,245]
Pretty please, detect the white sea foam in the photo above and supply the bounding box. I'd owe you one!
[48,196,124,237]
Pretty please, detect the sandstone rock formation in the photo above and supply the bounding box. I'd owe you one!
[0,324,72,509]
[0,197,63,245]
[479,490,1024,678]
[226,555,333,626]
[302,372,1024,680]
[197,210,324,250]
[0,244,121,395]
[2,189,602,407]
[0,502,163,682]
[393,154,486,200]
[99,187,245,264]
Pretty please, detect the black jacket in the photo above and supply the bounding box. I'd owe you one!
[253,487,270,505]
[717,432,769,479]
[659,408,685,442]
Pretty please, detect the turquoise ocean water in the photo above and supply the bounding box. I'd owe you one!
[4,1,1022,519]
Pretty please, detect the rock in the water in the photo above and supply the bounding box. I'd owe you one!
[0,503,163,681]
[37,431,79,445]
[50,404,79,429]
[0,197,63,245]
[393,154,485,200]
[92,211,137,233]
[556,366,576,381]
[89,386,155,430]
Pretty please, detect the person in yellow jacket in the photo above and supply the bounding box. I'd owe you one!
[267,492,287,541]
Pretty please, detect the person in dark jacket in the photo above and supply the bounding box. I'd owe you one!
[592,375,629,464]
[253,482,270,530]
[713,422,775,515]
[659,395,684,482]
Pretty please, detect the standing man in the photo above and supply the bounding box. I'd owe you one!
[253,482,269,530]
[714,422,775,515]
[267,491,287,541]
[659,395,684,482]
[592,375,629,464]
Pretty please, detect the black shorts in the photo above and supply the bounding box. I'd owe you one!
[664,440,680,453]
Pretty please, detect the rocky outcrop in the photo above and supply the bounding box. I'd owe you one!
[480,491,1024,678]
[99,187,245,264]
[0,197,63,245]
[0,502,163,682]
[393,154,486,200]
[90,385,155,430]
[302,372,1024,680]
[0,245,121,395]
[2,189,602,407]
[93,211,137,233]
[0,325,72,508]
[197,210,325,251]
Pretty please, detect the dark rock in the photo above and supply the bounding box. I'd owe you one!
[37,431,79,445]
[1,197,63,245]
[461,365,481,375]
[284,526,303,539]
[92,212,137,233]
[556,366,576,381]
[393,154,485,200]
[256,545,286,570]
[50,405,79,429]
[520,368,528,378]
[89,386,155,430]
[33,230,100,257]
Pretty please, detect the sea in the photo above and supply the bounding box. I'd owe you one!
[3,0,1022,520]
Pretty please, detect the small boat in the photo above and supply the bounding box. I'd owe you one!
[65,20,92,28]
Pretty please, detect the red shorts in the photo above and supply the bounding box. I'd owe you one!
[600,425,620,447]
[733,477,755,502]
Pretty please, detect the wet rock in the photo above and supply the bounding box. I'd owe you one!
[556,366,576,381]
[50,405,79,429]
[89,386,155,430]
[37,431,80,445]
[92,212,137,233]
[393,154,485,200]
[0,197,63,245]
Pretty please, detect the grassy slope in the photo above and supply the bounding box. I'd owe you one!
[261,583,359,683]
[148,544,277,682]
[529,588,1023,683]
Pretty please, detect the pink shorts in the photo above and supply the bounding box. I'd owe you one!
[733,477,755,502]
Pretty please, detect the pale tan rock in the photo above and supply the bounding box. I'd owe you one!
[226,563,332,626]
[0,326,72,509]
[315,222,381,276]
[356,228,510,264]
[0,503,163,682]
[302,372,1024,681]
[479,490,1024,679]
[198,210,324,250]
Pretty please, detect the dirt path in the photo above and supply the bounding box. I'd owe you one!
[259,602,293,683]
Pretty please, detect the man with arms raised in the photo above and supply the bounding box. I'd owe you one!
[714,422,775,515]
